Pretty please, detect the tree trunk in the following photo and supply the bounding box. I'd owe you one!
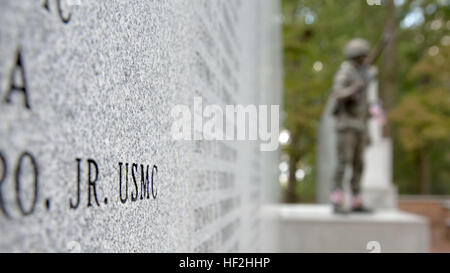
[381,0,396,138]
[285,154,299,203]
[419,147,432,194]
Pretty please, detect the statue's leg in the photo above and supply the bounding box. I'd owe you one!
[332,129,354,212]
[334,130,355,189]
[334,130,346,191]
[350,131,373,212]
[350,131,365,195]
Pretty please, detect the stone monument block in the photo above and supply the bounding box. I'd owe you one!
[0,0,282,252]
[274,204,430,253]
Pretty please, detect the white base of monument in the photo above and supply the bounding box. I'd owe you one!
[363,185,398,209]
[361,138,397,209]
[264,205,430,253]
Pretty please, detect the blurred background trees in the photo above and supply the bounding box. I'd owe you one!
[281,0,450,202]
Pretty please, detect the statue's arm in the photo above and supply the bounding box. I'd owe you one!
[332,68,365,100]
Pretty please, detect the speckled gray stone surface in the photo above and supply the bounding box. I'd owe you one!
[0,0,282,252]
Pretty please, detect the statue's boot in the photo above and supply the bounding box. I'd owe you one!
[351,195,373,213]
[331,189,348,214]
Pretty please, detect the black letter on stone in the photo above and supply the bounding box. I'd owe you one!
[70,158,81,209]
[4,49,30,109]
[87,159,100,207]
[140,164,149,200]
[131,163,138,202]
[0,152,10,218]
[42,0,71,24]
[119,162,128,204]
[151,165,158,199]
[42,0,50,10]
[56,0,71,23]
[15,152,38,216]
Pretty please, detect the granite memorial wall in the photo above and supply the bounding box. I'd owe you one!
[0,0,282,252]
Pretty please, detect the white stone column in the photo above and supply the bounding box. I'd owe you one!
[361,67,397,209]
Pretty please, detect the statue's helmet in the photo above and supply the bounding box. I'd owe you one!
[344,38,370,59]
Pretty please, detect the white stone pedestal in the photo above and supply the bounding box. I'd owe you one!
[362,137,397,209]
[266,205,430,253]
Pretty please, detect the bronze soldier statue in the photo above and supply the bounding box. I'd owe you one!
[331,35,391,214]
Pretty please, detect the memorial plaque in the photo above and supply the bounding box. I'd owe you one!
[0,0,282,252]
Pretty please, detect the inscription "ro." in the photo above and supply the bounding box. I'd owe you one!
[0,151,42,218]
